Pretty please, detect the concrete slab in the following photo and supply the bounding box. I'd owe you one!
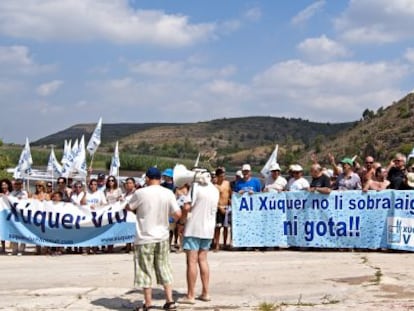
[0,248,414,310]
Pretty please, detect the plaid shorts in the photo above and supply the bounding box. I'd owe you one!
[133,240,173,288]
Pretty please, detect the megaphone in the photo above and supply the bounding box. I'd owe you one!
[173,164,211,187]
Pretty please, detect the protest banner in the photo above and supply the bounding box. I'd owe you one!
[232,190,414,251]
[0,196,135,247]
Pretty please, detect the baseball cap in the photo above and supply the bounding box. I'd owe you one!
[97,173,105,179]
[340,157,354,166]
[236,170,243,178]
[162,168,173,178]
[242,164,251,171]
[269,163,281,171]
[146,167,161,180]
[290,164,303,172]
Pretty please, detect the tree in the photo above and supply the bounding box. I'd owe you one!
[362,109,374,120]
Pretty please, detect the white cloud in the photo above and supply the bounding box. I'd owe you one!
[0,45,54,74]
[129,61,183,77]
[206,80,249,98]
[0,0,216,46]
[291,0,326,26]
[36,80,64,96]
[244,7,262,22]
[404,48,414,64]
[335,0,414,44]
[252,59,407,122]
[128,59,237,80]
[297,35,350,62]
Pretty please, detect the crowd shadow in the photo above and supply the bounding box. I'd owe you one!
[91,289,186,310]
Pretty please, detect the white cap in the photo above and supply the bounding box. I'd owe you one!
[269,163,281,171]
[290,164,303,172]
[242,164,251,171]
[236,170,243,178]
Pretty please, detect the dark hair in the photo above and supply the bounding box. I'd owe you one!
[215,168,225,176]
[375,166,383,176]
[57,177,67,184]
[0,179,13,193]
[125,177,136,184]
[89,178,98,187]
[106,175,118,189]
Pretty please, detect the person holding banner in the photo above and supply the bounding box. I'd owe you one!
[30,181,51,255]
[70,181,87,206]
[387,153,408,190]
[9,178,28,256]
[308,164,331,194]
[333,158,362,190]
[234,164,262,194]
[0,178,13,254]
[126,167,182,311]
[363,167,390,191]
[263,163,287,192]
[121,177,136,253]
[56,177,72,202]
[287,165,310,191]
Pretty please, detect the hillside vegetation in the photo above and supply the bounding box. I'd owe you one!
[23,92,414,172]
[301,93,414,168]
[32,116,353,171]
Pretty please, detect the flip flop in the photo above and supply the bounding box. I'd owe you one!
[178,297,196,305]
[197,295,211,302]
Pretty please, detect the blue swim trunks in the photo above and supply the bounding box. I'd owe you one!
[183,236,212,251]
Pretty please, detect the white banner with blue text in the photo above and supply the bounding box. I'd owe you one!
[0,196,136,247]
[232,190,414,251]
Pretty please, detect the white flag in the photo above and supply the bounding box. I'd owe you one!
[109,141,120,177]
[13,137,33,178]
[194,152,200,167]
[261,144,279,182]
[408,146,414,160]
[47,147,62,176]
[61,139,78,177]
[74,135,87,177]
[87,117,102,156]
[61,139,72,165]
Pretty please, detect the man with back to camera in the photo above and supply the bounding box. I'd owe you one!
[179,168,219,304]
[126,167,182,311]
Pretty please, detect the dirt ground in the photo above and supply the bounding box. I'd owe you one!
[1,245,414,310]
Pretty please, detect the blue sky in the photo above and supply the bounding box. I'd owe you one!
[1,0,414,144]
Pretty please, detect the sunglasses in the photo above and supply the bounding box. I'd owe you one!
[108,179,115,182]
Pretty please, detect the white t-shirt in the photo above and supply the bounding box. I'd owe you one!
[287,177,310,191]
[71,191,86,205]
[264,175,287,192]
[128,184,180,245]
[184,182,219,239]
[85,190,107,207]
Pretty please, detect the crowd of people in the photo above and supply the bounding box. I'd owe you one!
[1,152,413,310]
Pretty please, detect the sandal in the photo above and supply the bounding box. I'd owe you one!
[197,295,211,302]
[163,301,178,310]
[178,297,195,305]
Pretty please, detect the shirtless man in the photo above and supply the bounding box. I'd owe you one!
[213,167,232,251]
[363,167,390,191]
